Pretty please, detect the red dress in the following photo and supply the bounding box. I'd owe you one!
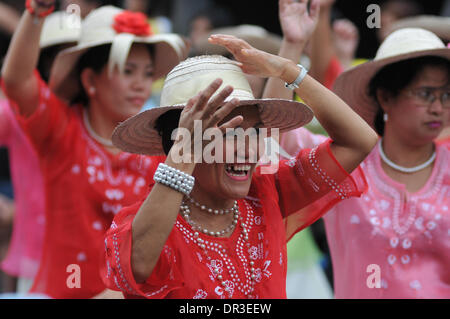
[2,72,164,298]
[101,140,367,299]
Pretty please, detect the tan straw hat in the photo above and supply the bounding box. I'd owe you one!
[112,55,313,155]
[333,28,450,129]
[40,11,80,49]
[49,5,189,102]
[193,24,282,56]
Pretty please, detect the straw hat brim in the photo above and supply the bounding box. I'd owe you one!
[333,48,450,130]
[389,15,450,41]
[49,35,189,102]
[112,99,313,155]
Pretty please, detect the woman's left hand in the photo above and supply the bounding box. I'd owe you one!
[208,34,291,80]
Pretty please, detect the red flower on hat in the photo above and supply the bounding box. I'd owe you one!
[113,11,152,37]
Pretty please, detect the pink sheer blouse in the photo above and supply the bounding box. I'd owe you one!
[0,100,45,279]
[281,128,450,298]
[324,142,450,298]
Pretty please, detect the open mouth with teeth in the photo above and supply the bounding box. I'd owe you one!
[225,164,252,181]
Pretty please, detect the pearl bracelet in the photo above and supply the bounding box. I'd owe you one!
[153,163,195,196]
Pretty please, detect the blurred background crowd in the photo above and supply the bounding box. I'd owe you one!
[0,0,449,298]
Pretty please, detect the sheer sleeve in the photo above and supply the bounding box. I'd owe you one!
[1,70,71,156]
[101,200,183,299]
[279,127,328,158]
[273,139,367,241]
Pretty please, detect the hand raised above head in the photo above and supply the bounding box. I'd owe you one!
[279,0,320,45]
[208,34,290,80]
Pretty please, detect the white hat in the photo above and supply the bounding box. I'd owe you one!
[333,28,450,129]
[40,11,80,49]
[112,55,313,155]
[49,6,189,102]
[389,15,450,41]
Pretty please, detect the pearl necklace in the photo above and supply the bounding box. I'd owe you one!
[83,110,114,148]
[378,139,436,174]
[180,201,240,237]
[176,200,257,297]
[186,196,238,215]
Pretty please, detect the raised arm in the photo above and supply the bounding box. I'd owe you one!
[308,0,336,84]
[0,1,54,117]
[208,35,378,173]
[262,0,319,100]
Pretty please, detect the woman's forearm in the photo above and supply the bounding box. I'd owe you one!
[131,154,196,283]
[1,10,44,116]
[262,40,305,100]
[309,6,335,84]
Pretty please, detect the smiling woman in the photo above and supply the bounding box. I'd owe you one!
[100,47,376,298]
[0,4,188,298]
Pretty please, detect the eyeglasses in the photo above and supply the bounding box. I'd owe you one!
[405,87,450,109]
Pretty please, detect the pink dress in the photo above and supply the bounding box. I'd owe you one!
[324,142,450,298]
[281,129,450,298]
[0,100,45,279]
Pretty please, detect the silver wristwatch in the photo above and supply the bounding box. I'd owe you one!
[285,64,308,90]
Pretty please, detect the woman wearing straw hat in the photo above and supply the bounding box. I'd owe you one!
[100,14,378,298]
[1,2,188,298]
[0,10,80,295]
[314,28,449,298]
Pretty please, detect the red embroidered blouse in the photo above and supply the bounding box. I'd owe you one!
[2,72,164,298]
[101,140,367,299]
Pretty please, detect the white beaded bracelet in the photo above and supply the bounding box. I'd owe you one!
[153,163,195,196]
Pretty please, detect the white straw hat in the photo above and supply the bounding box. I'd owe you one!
[49,5,189,102]
[112,55,313,155]
[389,15,450,41]
[333,28,450,129]
[40,11,80,49]
[192,24,282,56]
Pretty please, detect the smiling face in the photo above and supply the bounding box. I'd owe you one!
[89,43,154,123]
[381,64,450,145]
[191,105,265,204]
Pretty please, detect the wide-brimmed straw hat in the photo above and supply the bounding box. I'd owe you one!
[40,11,80,49]
[49,5,189,102]
[333,28,450,129]
[389,15,450,41]
[112,55,313,155]
[192,24,282,56]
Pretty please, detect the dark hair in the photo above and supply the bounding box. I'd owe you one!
[70,43,155,107]
[71,44,111,106]
[38,44,76,83]
[155,109,182,155]
[368,56,450,135]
